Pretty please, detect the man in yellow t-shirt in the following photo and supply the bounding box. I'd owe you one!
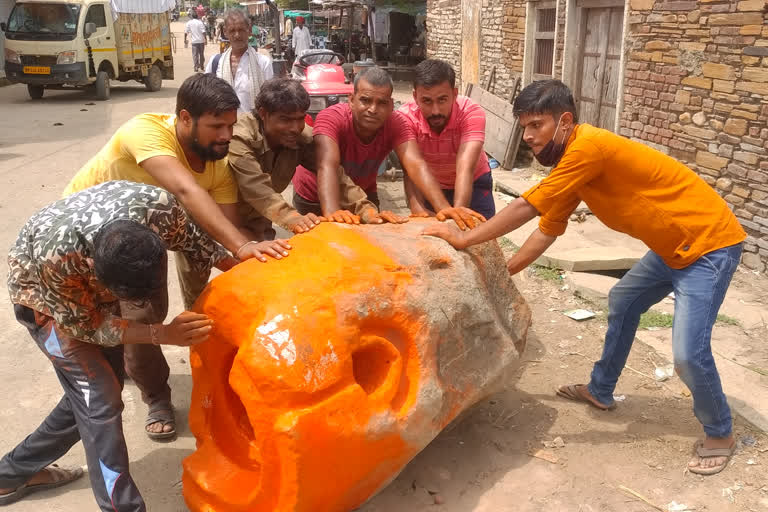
[64,74,291,442]
[424,80,746,477]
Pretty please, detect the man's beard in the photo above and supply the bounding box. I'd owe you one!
[190,121,229,162]
[427,115,447,130]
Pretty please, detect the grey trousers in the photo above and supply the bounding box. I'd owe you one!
[0,305,145,511]
[191,43,205,70]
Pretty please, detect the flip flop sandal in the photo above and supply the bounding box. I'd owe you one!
[145,403,177,441]
[0,464,84,506]
[556,384,616,410]
[688,440,736,476]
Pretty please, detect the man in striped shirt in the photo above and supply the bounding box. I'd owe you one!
[398,59,496,219]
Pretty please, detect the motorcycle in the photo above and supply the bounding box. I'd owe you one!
[291,49,352,119]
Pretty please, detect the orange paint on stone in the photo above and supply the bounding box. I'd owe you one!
[183,221,530,512]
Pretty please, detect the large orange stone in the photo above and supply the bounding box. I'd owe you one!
[183,220,531,512]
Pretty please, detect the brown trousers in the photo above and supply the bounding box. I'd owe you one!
[120,278,171,406]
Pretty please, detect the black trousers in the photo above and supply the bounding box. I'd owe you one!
[0,305,146,511]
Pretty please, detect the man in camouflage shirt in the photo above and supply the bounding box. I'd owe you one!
[0,181,240,511]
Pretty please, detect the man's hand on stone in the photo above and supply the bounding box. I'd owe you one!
[435,207,486,230]
[361,208,409,225]
[421,222,467,249]
[286,212,326,234]
[237,240,293,262]
[161,312,213,346]
[326,209,361,225]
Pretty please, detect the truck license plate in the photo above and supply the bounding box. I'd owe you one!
[23,66,50,74]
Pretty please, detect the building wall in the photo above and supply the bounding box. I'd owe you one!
[426,0,463,82]
[478,0,525,99]
[620,0,768,271]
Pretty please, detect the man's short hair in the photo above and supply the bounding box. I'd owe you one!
[255,77,310,114]
[413,59,455,90]
[513,79,578,122]
[176,74,240,118]
[224,9,250,28]
[353,67,394,94]
[190,11,198,19]
[93,220,167,301]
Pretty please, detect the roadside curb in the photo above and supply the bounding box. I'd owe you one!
[0,77,11,87]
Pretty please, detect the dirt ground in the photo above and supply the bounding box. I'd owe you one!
[0,22,766,512]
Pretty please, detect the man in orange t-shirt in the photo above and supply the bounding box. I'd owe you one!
[424,80,746,476]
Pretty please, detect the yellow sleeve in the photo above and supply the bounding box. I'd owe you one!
[208,159,239,204]
[120,116,180,165]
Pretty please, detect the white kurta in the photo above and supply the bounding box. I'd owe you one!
[292,26,312,56]
[205,48,274,113]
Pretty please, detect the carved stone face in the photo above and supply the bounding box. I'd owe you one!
[183,222,530,512]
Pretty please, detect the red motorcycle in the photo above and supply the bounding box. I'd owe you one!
[291,50,353,120]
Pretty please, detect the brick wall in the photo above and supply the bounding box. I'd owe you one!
[426,0,462,81]
[427,0,525,98]
[554,0,566,79]
[620,0,768,271]
[478,0,526,99]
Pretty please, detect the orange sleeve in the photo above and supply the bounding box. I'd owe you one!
[521,135,604,236]
[523,137,604,213]
[539,195,581,236]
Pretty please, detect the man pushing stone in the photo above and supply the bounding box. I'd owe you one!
[0,181,239,510]
[228,77,394,237]
[424,79,746,476]
[292,66,485,229]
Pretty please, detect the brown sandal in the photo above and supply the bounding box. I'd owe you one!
[688,440,735,475]
[0,464,84,506]
[556,384,617,410]
[145,402,176,441]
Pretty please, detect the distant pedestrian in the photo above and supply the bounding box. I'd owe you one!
[292,16,312,59]
[206,10,273,113]
[185,12,207,72]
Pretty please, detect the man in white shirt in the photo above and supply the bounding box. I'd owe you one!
[292,16,312,59]
[185,12,207,72]
[206,10,273,114]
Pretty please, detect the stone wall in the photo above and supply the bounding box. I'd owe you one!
[426,0,462,82]
[554,0,566,80]
[620,0,768,271]
[478,0,526,99]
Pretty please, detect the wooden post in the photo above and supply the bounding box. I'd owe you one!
[369,7,377,63]
[348,6,354,62]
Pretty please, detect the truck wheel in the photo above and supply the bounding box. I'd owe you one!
[144,64,163,92]
[95,71,110,101]
[27,85,45,100]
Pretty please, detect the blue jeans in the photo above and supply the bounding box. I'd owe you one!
[588,244,742,438]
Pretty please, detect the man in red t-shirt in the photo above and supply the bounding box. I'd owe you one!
[398,59,495,220]
[291,67,485,229]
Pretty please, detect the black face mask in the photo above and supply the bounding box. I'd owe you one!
[534,115,567,167]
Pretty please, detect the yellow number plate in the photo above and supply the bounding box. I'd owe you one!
[23,66,51,74]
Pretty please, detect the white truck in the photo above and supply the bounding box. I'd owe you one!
[2,0,176,100]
